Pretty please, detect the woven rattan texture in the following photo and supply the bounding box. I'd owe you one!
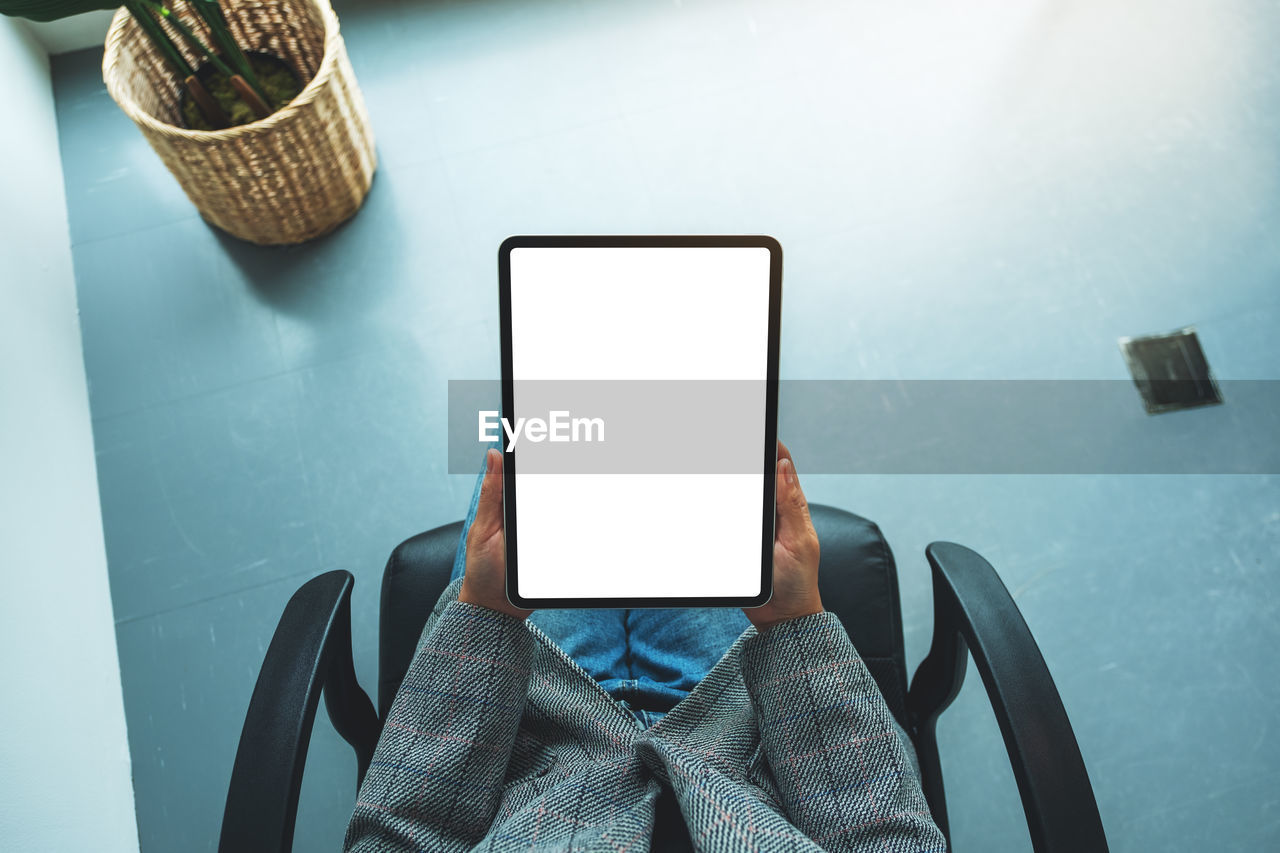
[102,0,377,245]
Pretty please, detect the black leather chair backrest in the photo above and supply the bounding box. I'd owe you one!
[809,504,910,730]
[378,505,909,729]
[378,520,463,719]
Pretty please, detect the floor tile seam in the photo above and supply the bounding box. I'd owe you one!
[68,210,204,252]
[113,564,329,628]
[433,112,631,164]
[87,337,424,427]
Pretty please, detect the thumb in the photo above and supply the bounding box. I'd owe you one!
[471,448,504,541]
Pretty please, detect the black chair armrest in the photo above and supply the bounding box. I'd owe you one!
[219,570,381,853]
[906,543,1108,853]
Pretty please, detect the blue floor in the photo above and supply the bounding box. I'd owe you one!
[52,1,1279,850]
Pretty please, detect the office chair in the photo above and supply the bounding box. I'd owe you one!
[218,505,1109,852]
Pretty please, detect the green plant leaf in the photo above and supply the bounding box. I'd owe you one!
[0,1,121,23]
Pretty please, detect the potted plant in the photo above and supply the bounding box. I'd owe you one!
[1,0,376,245]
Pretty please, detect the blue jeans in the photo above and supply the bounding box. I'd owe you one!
[451,460,751,727]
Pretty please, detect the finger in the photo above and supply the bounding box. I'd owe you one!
[777,439,794,466]
[776,441,799,507]
[775,453,814,542]
[470,448,504,540]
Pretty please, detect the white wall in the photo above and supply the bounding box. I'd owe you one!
[23,10,113,54]
[0,17,139,853]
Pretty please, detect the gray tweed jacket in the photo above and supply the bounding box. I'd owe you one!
[345,578,945,852]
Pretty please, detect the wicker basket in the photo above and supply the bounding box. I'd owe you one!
[102,0,377,245]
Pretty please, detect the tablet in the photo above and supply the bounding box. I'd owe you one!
[498,236,782,609]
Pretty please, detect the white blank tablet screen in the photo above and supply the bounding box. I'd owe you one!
[508,245,773,601]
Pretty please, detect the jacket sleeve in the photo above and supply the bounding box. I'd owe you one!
[344,598,535,852]
[740,611,946,853]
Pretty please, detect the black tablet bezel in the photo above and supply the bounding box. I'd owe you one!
[498,235,782,609]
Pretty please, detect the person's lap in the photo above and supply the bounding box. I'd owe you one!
[452,459,750,726]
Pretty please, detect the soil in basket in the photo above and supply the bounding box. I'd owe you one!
[181,51,304,130]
